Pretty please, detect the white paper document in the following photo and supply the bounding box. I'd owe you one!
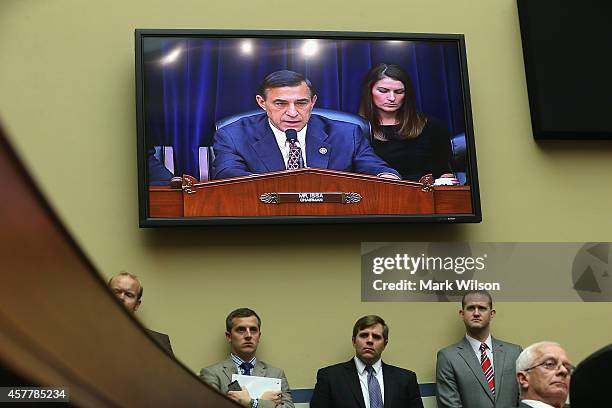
[231,374,281,398]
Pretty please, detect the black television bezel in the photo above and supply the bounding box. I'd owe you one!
[135,29,481,226]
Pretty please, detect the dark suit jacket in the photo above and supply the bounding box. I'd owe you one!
[310,359,424,408]
[145,329,173,355]
[147,148,173,185]
[212,114,400,179]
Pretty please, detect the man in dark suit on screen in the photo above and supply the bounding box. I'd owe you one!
[108,271,173,355]
[310,315,424,408]
[147,148,173,185]
[212,70,400,180]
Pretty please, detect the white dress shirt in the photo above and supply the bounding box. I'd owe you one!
[354,356,385,408]
[269,120,308,168]
[520,400,556,408]
[466,334,494,372]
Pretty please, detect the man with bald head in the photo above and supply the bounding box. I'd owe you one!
[515,342,572,408]
[108,271,173,355]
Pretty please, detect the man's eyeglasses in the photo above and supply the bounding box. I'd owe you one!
[524,359,575,375]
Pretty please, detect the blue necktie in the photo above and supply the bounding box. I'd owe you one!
[365,365,383,408]
[240,361,253,376]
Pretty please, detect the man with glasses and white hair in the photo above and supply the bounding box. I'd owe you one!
[515,342,573,408]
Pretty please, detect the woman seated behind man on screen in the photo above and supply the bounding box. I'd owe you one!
[359,63,455,183]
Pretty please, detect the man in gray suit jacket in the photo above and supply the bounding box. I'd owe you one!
[515,342,572,408]
[436,291,522,408]
[200,308,294,408]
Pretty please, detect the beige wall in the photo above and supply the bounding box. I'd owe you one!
[1,0,611,399]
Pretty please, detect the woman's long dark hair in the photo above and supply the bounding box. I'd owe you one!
[359,63,426,140]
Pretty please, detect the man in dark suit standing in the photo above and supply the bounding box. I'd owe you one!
[108,271,173,355]
[436,291,522,408]
[515,342,572,408]
[212,70,400,180]
[310,315,424,408]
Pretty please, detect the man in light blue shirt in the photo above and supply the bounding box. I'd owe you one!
[200,308,294,408]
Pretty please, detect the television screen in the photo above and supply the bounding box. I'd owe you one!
[135,29,480,225]
[517,0,612,139]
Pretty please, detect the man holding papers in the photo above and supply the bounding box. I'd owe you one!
[200,308,294,408]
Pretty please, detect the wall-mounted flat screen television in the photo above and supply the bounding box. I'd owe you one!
[136,29,481,226]
[517,0,612,140]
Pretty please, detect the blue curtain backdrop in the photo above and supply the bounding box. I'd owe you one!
[143,37,466,177]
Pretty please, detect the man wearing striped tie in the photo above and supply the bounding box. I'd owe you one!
[436,291,523,408]
[211,70,401,180]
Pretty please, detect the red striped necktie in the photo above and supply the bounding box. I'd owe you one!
[480,342,495,397]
